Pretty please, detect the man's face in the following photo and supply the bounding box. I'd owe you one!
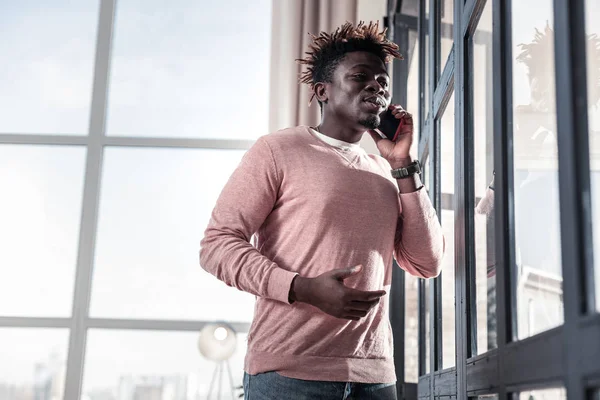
[321,51,391,129]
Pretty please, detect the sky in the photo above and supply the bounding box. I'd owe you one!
[1,0,600,397]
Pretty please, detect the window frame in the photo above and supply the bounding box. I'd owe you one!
[386,0,600,398]
[0,1,254,398]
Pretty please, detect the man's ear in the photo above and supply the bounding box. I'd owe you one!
[314,82,328,104]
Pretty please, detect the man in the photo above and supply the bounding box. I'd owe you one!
[200,21,444,400]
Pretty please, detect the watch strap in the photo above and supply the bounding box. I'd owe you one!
[391,160,421,179]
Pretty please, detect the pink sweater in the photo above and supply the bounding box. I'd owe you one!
[199,126,444,383]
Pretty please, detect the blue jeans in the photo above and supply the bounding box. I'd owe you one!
[243,371,397,400]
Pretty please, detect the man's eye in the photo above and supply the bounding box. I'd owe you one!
[353,73,367,80]
[379,80,389,88]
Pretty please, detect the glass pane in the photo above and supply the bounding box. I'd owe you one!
[516,387,566,400]
[472,0,496,354]
[90,148,256,321]
[425,279,431,374]
[401,0,419,17]
[422,161,431,376]
[512,0,564,339]
[477,396,499,400]
[424,155,431,192]
[0,328,69,400]
[584,0,600,312]
[424,0,430,118]
[405,273,419,382]
[441,92,455,369]
[441,210,456,370]
[407,29,420,160]
[0,1,98,135]
[440,0,454,70]
[0,145,86,317]
[106,0,271,139]
[82,329,247,399]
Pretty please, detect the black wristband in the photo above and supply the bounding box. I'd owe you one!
[391,160,421,179]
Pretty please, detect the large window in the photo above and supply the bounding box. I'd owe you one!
[404,16,423,382]
[81,330,248,399]
[424,0,430,119]
[90,147,253,322]
[0,328,69,399]
[471,0,495,355]
[440,92,456,369]
[0,0,271,398]
[511,0,563,339]
[439,0,454,71]
[403,0,600,398]
[0,1,98,134]
[584,0,600,313]
[0,145,86,317]
[405,274,420,383]
[105,0,271,139]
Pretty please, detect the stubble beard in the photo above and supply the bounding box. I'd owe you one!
[359,114,381,130]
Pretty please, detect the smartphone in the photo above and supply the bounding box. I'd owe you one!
[376,109,403,142]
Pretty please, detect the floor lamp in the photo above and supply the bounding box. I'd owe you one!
[198,322,238,399]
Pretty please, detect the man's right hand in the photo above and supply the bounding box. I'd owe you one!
[289,265,387,321]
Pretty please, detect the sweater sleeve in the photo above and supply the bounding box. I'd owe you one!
[199,137,298,304]
[394,188,445,278]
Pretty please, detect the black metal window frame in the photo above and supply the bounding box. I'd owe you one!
[386,0,600,399]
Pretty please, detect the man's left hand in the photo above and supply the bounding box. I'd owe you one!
[368,104,414,168]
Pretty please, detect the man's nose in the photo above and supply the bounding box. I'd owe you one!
[366,80,386,95]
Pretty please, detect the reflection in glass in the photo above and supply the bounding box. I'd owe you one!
[0,328,69,400]
[584,0,600,312]
[472,0,496,354]
[517,387,566,400]
[106,0,271,139]
[0,1,98,134]
[0,145,86,317]
[441,93,456,369]
[440,0,454,69]
[82,329,247,399]
[90,147,256,322]
[512,1,564,339]
[405,273,419,382]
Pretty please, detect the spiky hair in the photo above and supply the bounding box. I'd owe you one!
[297,21,403,105]
[516,23,555,81]
[517,22,600,107]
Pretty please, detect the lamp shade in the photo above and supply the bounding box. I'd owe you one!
[197,322,237,362]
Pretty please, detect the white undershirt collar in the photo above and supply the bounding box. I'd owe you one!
[309,128,363,153]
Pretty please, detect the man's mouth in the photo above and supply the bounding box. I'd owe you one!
[362,96,386,112]
[364,96,386,107]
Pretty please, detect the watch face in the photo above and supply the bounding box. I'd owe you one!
[414,161,422,174]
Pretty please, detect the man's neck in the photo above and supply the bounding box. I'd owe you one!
[318,115,365,144]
